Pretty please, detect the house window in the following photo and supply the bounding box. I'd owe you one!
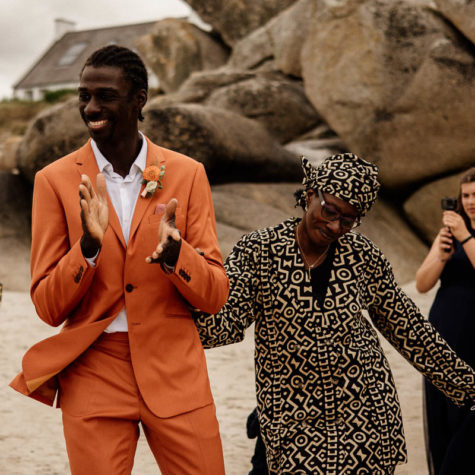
[57,42,88,66]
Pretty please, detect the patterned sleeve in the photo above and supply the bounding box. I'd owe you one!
[194,232,262,349]
[363,244,475,407]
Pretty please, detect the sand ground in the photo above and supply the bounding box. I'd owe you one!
[0,283,437,474]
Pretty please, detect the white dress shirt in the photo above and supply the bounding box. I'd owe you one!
[87,133,147,332]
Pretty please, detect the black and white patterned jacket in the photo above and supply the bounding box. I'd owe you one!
[195,218,475,474]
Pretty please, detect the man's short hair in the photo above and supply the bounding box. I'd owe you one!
[81,45,148,121]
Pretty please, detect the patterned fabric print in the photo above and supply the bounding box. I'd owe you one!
[195,218,475,474]
[299,154,380,216]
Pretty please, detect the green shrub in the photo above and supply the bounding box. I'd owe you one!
[43,88,76,103]
[0,99,48,135]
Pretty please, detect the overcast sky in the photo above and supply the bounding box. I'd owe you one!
[0,0,191,99]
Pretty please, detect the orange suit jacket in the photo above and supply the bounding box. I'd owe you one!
[10,136,229,417]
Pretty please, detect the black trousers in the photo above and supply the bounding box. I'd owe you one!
[425,381,475,475]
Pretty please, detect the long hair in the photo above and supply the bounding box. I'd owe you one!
[457,166,475,230]
[81,45,148,121]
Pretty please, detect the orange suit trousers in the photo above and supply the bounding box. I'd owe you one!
[58,332,225,475]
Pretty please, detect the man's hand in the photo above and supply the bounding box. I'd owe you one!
[79,174,109,257]
[146,198,182,266]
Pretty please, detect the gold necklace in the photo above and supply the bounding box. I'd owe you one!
[295,226,329,270]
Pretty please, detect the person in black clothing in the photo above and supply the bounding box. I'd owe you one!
[416,166,475,475]
[247,407,269,475]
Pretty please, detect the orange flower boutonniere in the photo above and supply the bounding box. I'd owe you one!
[141,163,165,198]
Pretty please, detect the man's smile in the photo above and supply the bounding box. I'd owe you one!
[88,119,108,130]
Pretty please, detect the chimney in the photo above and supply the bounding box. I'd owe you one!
[54,18,76,40]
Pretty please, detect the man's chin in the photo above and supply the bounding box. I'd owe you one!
[88,127,110,143]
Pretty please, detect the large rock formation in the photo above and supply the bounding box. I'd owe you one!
[301,0,475,190]
[154,69,256,105]
[135,18,229,93]
[0,135,22,171]
[141,103,301,183]
[183,0,299,45]
[404,172,461,243]
[153,69,320,143]
[434,0,475,44]
[17,98,88,183]
[228,0,313,77]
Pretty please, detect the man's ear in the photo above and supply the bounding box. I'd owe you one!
[136,88,147,109]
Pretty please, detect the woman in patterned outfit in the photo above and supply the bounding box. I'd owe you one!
[416,167,475,475]
[194,154,475,474]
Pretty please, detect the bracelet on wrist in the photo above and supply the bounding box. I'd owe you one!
[460,235,473,245]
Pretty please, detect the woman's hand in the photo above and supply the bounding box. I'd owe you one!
[437,226,454,260]
[442,210,469,243]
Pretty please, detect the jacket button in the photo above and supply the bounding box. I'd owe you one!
[125,284,134,292]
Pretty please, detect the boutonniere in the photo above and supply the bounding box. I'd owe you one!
[141,163,165,198]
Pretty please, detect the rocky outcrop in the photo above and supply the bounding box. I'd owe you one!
[284,125,348,165]
[404,172,461,243]
[152,70,320,143]
[204,73,319,143]
[228,0,313,77]
[153,69,256,106]
[135,18,229,94]
[357,199,428,284]
[0,172,32,291]
[141,103,301,183]
[183,0,298,45]
[301,0,475,189]
[434,0,475,44]
[0,135,22,171]
[17,98,88,184]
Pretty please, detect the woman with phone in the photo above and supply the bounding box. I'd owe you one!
[416,166,475,474]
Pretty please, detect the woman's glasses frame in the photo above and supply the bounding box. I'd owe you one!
[317,189,361,230]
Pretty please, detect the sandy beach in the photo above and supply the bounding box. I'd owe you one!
[1,283,436,474]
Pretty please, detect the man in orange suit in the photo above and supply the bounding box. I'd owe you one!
[10,45,229,474]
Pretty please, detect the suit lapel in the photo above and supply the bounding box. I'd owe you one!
[75,141,126,248]
[129,138,166,243]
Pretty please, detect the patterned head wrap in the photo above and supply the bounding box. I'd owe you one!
[297,153,380,216]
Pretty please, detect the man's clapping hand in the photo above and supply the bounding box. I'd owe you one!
[79,173,109,258]
[146,198,182,267]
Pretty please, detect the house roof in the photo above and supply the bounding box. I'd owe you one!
[14,21,158,90]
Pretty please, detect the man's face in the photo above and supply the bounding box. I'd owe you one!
[78,65,144,145]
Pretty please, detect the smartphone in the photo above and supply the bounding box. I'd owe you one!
[440,197,457,252]
[441,197,457,211]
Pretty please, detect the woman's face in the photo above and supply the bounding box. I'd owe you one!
[302,190,359,247]
[461,181,475,224]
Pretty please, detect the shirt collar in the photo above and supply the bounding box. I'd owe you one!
[90,131,147,176]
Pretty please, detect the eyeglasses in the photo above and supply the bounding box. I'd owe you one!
[317,189,360,230]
